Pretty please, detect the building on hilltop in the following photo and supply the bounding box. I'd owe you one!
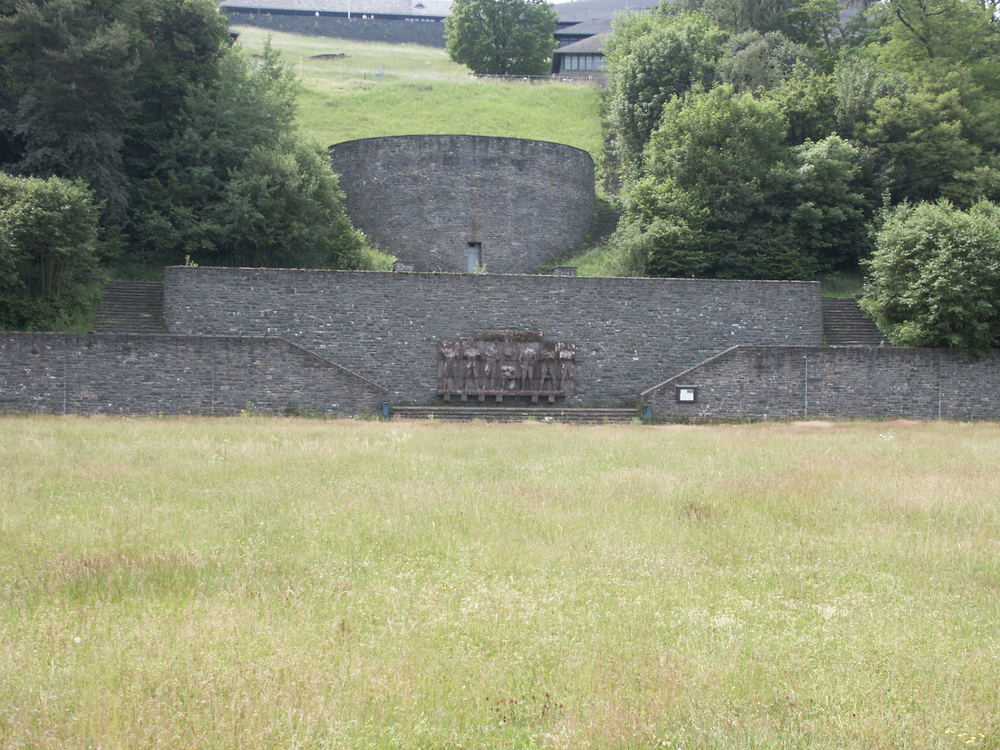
[552,32,610,81]
[218,0,658,72]
[551,0,658,80]
[548,0,871,81]
[220,0,451,45]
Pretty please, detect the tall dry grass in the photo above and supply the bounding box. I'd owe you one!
[1,417,998,748]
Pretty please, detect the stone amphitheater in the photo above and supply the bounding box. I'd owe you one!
[2,136,998,421]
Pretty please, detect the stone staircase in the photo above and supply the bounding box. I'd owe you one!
[390,405,639,424]
[821,297,887,346]
[590,201,621,245]
[92,281,165,333]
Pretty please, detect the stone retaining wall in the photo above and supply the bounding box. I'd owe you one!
[0,333,386,416]
[641,346,1000,421]
[329,136,595,274]
[164,267,823,406]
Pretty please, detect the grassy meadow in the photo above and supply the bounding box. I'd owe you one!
[234,27,604,157]
[2,416,999,748]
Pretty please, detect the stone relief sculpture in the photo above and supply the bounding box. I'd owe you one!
[462,342,480,392]
[482,342,499,391]
[437,340,460,392]
[436,331,577,402]
[558,342,576,397]
[519,344,537,392]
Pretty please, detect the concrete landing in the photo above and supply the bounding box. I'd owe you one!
[390,405,638,424]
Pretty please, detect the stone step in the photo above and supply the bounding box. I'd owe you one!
[390,405,639,424]
[821,297,887,347]
[92,281,165,332]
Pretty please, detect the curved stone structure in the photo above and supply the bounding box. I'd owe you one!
[329,135,595,274]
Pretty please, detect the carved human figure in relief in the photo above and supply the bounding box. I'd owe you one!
[519,344,538,392]
[557,342,576,396]
[438,340,460,391]
[500,341,517,388]
[539,345,558,392]
[483,343,499,391]
[501,364,518,391]
[462,342,481,392]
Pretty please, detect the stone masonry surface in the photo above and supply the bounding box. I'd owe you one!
[642,345,1000,421]
[329,136,595,274]
[0,333,386,416]
[163,267,823,406]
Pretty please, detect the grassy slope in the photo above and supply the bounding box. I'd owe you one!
[2,417,998,748]
[234,27,604,157]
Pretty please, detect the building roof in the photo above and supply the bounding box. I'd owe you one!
[554,0,659,25]
[554,31,610,54]
[554,18,612,37]
[224,0,660,23]
[553,0,657,53]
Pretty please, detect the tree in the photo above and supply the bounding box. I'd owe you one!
[0,173,100,330]
[206,142,365,269]
[123,44,363,270]
[861,87,987,204]
[862,200,1000,353]
[831,57,908,141]
[872,0,999,66]
[617,86,874,279]
[445,0,557,76]
[788,135,874,271]
[604,10,726,169]
[681,0,794,35]
[717,30,816,92]
[0,0,139,222]
[0,0,371,288]
[782,0,844,51]
[767,65,838,144]
[619,85,806,278]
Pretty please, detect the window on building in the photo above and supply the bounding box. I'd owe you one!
[561,54,604,72]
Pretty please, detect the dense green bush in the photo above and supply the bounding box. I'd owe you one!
[862,200,1000,353]
[616,86,872,279]
[0,174,99,330]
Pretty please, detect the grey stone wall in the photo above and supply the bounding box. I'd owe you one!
[641,346,1000,421]
[0,333,386,416]
[163,267,823,406]
[329,136,596,274]
[227,11,446,46]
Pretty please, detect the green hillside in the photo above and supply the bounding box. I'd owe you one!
[233,27,604,157]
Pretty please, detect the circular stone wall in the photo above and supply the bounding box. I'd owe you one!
[329,135,595,274]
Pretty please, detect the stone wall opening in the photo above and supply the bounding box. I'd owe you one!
[466,242,482,273]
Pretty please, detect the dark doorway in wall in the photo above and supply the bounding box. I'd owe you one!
[466,242,482,273]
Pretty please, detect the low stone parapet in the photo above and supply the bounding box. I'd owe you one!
[0,332,386,417]
[641,346,1000,421]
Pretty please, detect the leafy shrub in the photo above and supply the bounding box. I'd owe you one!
[0,173,100,330]
[862,200,1000,353]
